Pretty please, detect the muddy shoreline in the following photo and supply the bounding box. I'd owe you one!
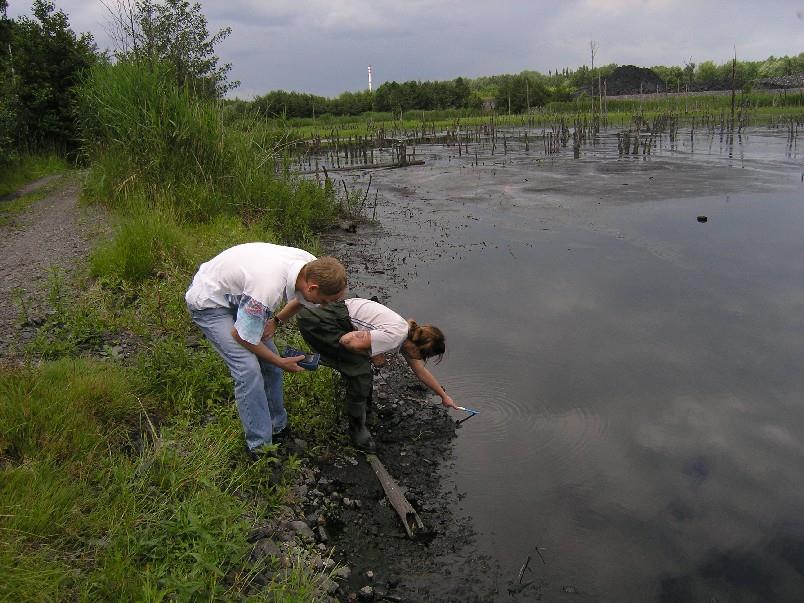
[274,223,499,602]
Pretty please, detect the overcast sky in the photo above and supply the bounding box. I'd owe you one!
[8,1,804,98]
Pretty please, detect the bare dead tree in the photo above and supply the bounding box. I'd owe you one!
[99,0,140,55]
[590,39,598,109]
[731,46,737,126]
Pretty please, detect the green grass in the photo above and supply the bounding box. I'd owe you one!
[26,209,343,443]
[90,209,191,283]
[3,208,344,597]
[0,356,335,601]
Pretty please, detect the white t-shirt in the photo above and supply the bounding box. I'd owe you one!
[185,243,316,344]
[345,298,410,356]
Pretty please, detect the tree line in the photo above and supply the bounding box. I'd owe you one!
[241,53,804,120]
[0,0,96,164]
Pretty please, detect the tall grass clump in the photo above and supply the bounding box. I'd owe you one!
[77,60,339,242]
[0,359,146,464]
[90,209,189,283]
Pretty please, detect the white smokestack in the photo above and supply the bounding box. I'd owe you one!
[368,65,373,92]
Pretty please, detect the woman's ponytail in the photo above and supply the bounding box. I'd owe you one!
[406,320,445,362]
[407,319,421,342]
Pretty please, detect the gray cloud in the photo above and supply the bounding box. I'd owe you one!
[8,0,804,97]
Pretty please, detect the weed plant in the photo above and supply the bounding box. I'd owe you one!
[90,209,191,283]
[76,61,339,243]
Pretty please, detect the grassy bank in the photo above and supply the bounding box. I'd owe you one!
[1,60,348,600]
[76,61,339,243]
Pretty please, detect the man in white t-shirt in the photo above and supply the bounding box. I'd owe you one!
[186,243,347,454]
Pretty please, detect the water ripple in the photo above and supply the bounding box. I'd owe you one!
[446,372,610,474]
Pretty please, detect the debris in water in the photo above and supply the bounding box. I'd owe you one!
[697,215,708,223]
[517,555,532,583]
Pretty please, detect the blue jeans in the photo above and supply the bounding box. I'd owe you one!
[189,306,288,450]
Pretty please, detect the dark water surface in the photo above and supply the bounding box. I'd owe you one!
[335,127,804,601]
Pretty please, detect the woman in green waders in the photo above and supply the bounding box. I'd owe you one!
[296,298,458,452]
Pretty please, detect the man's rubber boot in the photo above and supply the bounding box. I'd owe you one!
[348,413,376,453]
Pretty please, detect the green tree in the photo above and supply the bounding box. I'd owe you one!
[0,0,15,166]
[373,81,401,113]
[332,90,372,116]
[2,0,96,156]
[683,59,696,87]
[452,77,470,108]
[108,0,237,98]
[653,65,684,90]
[493,73,548,113]
[695,60,722,89]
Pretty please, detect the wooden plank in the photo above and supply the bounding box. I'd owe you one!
[366,454,424,539]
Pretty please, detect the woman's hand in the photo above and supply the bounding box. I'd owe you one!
[370,354,387,367]
[440,393,458,409]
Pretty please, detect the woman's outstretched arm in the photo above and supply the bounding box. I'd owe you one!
[403,355,458,409]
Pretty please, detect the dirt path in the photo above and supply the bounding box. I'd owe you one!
[0,173,108,357]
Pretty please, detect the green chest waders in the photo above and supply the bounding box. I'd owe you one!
[297,302,375,450]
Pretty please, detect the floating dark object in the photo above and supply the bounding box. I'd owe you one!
[697,215,708,223]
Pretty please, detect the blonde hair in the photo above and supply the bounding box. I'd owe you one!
[304,257,347,295]
[406,320,445,362]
